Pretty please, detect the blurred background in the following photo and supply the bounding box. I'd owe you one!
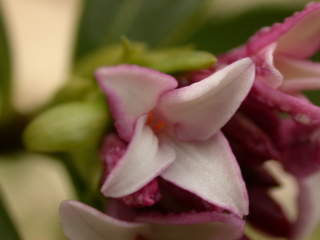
[0,0,314,239]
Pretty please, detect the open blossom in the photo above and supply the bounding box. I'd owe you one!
[60,59,255,240]
[220,2,320,92]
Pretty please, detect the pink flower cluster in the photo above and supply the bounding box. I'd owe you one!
[60,3,320,240]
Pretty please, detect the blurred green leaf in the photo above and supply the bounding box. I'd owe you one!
[74,42,146,78]
[73,41,216,78]
[75,0,210,59]
[0,7,12,124]
[307,225,320,240]
[304,90,320,106]
[0,189,21,240]
[136,47,216,73]
[52,76,98,104]
[311,52,320,62]
[24,100,110,153]
[186,5,300,54]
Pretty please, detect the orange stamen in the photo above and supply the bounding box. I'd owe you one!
[147,112,166,133]
[147,112,154,125]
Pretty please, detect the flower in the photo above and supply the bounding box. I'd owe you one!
[59,58,255,240]
[219,2,320,134]
[220,2,320,92]
[213,2,320,239]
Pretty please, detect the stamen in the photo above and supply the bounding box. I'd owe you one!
[147,112,166,133]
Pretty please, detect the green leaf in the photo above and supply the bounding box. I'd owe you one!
[75,0,210,59]
[73,41,216,78]
[74,42,146,78]
[24,100,110,153]
[0,7,12,124]
[52,76,97,104]
[311,52,320,62]
[304,90,320,106]
[136,47,216,73]
[185,5,300,54]
[307,225,320,240]
[0,189,21,240]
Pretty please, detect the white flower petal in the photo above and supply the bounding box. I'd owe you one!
[254,43,283,88]
[157,58,255,141]
[276,3,320,58]
[96,65,177,141]
[277,57,320,80]
[60,200,148,240]
[161,132,248,217]
[276,57,320,92]
[101,116,175,198]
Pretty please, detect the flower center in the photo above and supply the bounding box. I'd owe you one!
[147,112,166,133]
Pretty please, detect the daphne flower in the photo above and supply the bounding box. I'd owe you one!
[218,2,320,131]
[219,1,320,174]
[220,2,320,92]
[60,58,255,240]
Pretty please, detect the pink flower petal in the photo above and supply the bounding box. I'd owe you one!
[60,200,245,240]
[100,134,127,182]
[161,132,248,217]
[277,57,320,92]
[253,43,283,88]
[157,58,255,141]
[247,2,320,59]
[60,200,148,240]
[100,135,161,207]
[281,78,320,93]
[139,211,245,240]
[291,172,320,240]
[136,209,243,225]
[223,112,280,163]
[121,180,161,208]
[101,116,175,198]
[277,56,320,80]
[96,65,177,141]
[249,80,320,125]
[239,91,281,139]
[278,120,320,177]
